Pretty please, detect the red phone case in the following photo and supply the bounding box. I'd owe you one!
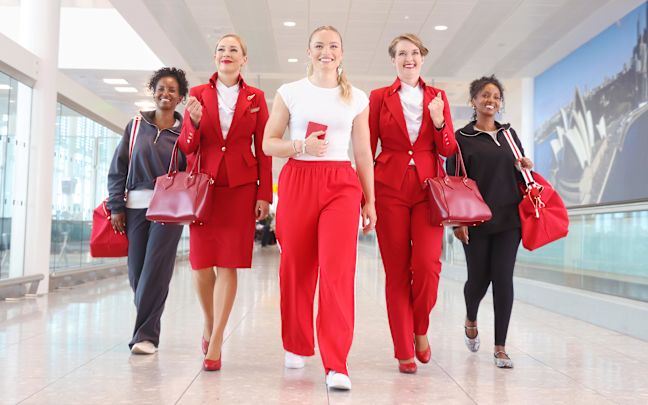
[306,121,328,140]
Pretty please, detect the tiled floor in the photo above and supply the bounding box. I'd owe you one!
[1,245,647,404]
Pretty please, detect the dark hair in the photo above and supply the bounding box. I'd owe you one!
[469,75,504,121]
[147,67,189,98]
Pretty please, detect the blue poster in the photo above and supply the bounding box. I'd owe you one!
[534,2,648,207]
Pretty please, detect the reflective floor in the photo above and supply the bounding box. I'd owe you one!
[1,245,647,404]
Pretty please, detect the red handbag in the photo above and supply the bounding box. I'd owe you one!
[145,143,214,225]
[424,147,492,227]
[90,116,141,258]
[502,129,569,251]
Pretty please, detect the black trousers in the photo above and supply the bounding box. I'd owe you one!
[462,227,521,346]
[126,208,183,348]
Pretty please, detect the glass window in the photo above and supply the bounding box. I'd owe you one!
[0,70,31,280]
[50,103,123,271]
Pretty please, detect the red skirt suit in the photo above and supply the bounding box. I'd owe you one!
[178,73,272,269]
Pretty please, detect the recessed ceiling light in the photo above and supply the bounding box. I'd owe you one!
[287,58,298,63]
[134,101,156,109]
[115,86,138,93]
[103,78,129,85]
[283,21,296,27]
[404,16,409,20]
[434,25,448,31]
[0,84,11,90]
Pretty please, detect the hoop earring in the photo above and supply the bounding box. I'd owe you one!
[471,106,476,121]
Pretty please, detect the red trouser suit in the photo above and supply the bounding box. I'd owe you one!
[276,160,362,375]
[369,78,458,360]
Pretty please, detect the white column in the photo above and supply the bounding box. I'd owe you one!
[520,77,535,160]
[20,0,61,291]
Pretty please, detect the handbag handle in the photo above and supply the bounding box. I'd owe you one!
[439,145,469,179]
[166,141,202,177]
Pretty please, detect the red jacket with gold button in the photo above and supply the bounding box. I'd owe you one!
[178,73,273,203]
[369,77,457,190]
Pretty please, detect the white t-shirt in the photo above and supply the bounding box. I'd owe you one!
[217,79,240,140]
[277,77,369,161]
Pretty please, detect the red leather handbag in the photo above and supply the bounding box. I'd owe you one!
[146,143,214,225]
[424,147,492,227]
[90,116,141,258]
[502,129,569,251]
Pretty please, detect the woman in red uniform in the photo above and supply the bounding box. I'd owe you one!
[263,26,376,391]
[369,34,457,374]
[178,33,272,371]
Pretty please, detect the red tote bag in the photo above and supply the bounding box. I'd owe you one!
[145,144,214,225]
[424,147,492,227]
[502,129,569,251]
[90,116,141,258]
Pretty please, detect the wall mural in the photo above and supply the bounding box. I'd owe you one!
[534,2,648,207]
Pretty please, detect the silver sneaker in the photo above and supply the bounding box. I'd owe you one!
[493,351,513,368]
[464,326,480,352]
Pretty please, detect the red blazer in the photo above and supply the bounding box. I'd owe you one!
[369,77,457,190]
[178,73,273,203]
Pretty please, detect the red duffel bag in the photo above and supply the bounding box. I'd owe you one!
[90,200,129,257]
[145,143,214,225]
[424,147,492,227]
[502,129,569,251]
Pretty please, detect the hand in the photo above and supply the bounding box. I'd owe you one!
[453,226,469,244]
[185,96,203,127]
[110,212,126,234]
[518,157,533,170]
[428,93,445,128]
[304,131,328,157]
[361,202,377,234]
[255,200,270,221]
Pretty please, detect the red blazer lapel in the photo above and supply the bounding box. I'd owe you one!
[202,81,225,144]
[384,88,409,143]
[227,85,252,141]
[413,85,434,148]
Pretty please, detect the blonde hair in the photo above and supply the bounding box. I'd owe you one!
[215,33,248,56]
[388,33,429,58]
[306,26,352,103]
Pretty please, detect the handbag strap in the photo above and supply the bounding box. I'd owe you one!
[166,141,202,176]
[501,129,535,187]
[439,144,469,179]
[125,115,142,187]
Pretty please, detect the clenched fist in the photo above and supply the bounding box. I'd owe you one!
[185,96,203,128]
[428,92,445,129]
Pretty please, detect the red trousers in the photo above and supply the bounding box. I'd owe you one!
[276,159,362,375]
[375,166,443,360]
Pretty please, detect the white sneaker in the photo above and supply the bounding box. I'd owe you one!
[284,351,305,369]
[326,371,352,390]
[131,341,157,355]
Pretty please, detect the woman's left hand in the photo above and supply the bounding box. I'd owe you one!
[255,200,270,221]
[428,93,445,128]
[519,157,534,170]
[361,202,377,234]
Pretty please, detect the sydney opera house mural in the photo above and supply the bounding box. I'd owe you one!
[534,2,648,207]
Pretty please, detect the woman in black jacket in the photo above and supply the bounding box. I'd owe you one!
[446,75,533,368]
[107,67,188,355]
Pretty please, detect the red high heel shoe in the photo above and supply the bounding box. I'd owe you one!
[416,346,431,364]
[201,337,209,355]
[398,361,417,374]
[203,357,221,371]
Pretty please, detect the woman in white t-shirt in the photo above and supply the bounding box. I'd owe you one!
[263,25,376,391]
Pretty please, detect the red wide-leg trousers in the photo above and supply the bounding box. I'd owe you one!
[375,166,443,360]
[276,159,362,375]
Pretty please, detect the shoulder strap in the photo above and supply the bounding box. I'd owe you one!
[125,115,142,190]
[501,129,534,187]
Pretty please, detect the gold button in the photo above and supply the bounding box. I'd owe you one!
[221,146,226,152]
[408,150,413,155]
[187,139,191,144]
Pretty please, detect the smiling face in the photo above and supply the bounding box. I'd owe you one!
[472,83,502,118]
[153,76,182,111]
[214,36,247,75]
[392,40,424,84]
[307,29,343,74]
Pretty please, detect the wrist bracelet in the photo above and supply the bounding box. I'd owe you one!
[292,140,299,155]
[301,139,307,155]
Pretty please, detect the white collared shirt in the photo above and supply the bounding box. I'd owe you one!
[217,79,240,139]
[399,81,424,164]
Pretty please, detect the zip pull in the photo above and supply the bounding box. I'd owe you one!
[154,129,161,144]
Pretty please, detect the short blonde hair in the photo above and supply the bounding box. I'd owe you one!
[215,33,248,56]
[388,34,429,58]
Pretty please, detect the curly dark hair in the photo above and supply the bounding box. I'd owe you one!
[147,67,189,98]
[469,75,504,120]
